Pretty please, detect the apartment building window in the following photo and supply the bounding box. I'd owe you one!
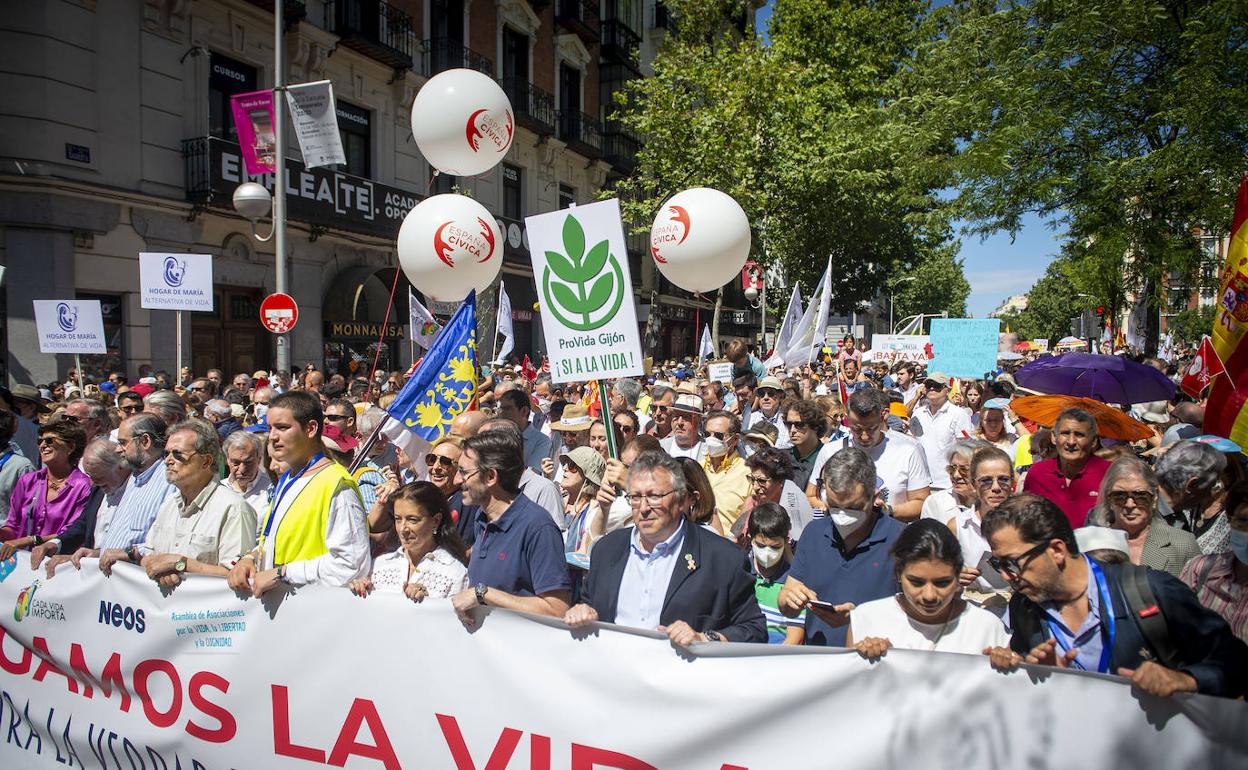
[559,184,576,209]
[503,165,523,219]
[208,53,258,142]
[434,167,457,194]
[336,102,372,177]
[502,27,529,81]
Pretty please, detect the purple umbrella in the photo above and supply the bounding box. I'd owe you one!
[1013,353,1175,405]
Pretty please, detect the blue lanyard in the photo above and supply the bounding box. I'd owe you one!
[0,450,13,474]
[1047,557,1116,673]
[262,453,323,540]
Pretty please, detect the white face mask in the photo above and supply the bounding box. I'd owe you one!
[1230,528,1248,566]
[536,397,551,415]
[752,543,783,568]
[254,404,268,421]
[703,435,727,458]
[827,504,871,537]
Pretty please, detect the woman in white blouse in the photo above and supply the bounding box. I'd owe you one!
[348,481,469,602]
[846,520,1008,658]
[949,446,1016,613]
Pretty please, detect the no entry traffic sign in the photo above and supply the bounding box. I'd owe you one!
[260,293,298,333]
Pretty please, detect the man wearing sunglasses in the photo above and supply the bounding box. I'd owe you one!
[660,392,705,461]
[908,372,972,492]
[982,494,1247,699]
[645,384,676,440]
[745,376,790,449]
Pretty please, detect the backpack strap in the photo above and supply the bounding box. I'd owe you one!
[1117,564,1180,668]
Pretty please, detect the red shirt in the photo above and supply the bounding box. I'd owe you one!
[1021,456,1111,528]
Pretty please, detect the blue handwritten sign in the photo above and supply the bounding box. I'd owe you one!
[929,319,1001,378]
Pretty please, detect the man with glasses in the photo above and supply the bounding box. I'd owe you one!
[702,411,751,533]
[449,428,570,623]
[783,398,828,489]
[63,398,111,445]
[100,420,256,584]
[745,376,790,449]
[808,388,930,521]
[610,379,650,433]
[186,378,213,410]
[112,391,144,439]
[661,392,706,460]
[70,415,175,569]
[563,450,766,645]
[645,384,676,440]
[982,494,1247,698]
[909,372,972,492]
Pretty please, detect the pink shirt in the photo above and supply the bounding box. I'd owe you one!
[5,466,93,538]
[1021,456,1110,528]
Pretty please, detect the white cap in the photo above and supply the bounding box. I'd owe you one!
[1075,526,1129,555]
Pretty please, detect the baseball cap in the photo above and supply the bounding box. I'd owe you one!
[756,376,783,392]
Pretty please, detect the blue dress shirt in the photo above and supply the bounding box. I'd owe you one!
[615,521,687,630]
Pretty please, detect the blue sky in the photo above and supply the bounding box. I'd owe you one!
[754,2,1059,317]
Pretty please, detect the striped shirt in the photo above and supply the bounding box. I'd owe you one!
[1180,552,1248,643]
[97,459,175,550]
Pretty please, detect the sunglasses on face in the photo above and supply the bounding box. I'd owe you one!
[425,453,456,469]
[946,464,970,477]
[987,541,1049,576]
[163,449,200,464]
[614,422,636,433]
[1108,490,1155,507]
[746,474,772,487]
[651,405,670,415]
[757,390,780,398]
[784,420,807,430]
[37,437,64,447]
[324,414,350,422]
[706,430,735,441]
[975,475,1013,490]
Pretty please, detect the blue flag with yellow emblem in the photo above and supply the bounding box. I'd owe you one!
[385,290,477,443]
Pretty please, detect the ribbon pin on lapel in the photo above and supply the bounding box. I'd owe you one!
[685,554,697,572]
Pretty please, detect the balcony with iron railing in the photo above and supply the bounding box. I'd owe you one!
[557,110,603,158]
[327,0,416,70]
[423,38,494,77]
[499,79,556,135]
[601,1,641,62]
[556,0,600,43]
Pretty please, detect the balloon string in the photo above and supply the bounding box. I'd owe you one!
[366,265,404,400]
[424,166,497,196]
[426,170,439,196]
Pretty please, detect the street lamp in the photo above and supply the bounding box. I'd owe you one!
[744,279,766,351]
[889,276,916,333]
[232,182,275,240]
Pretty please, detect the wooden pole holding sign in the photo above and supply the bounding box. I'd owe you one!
[74,354,83,393]
[176,310,183,383]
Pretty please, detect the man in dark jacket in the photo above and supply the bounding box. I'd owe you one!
[563,450,766,645]
[981,494,1247,699]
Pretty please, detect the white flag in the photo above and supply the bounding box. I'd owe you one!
[698,324,714,362]
[784,258,831,368]
[495,281,514,363]
[810,258,833,363]
[284,81,346,169]
[409,289,440,350]
[764,284,803,369]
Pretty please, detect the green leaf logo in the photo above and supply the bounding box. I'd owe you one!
[541,215,625,332]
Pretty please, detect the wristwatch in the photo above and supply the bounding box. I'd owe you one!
[704,630,724,642]
[474,582,489,606]
[127,545,143,562]
[31,535,44,546]
[275,564,291,584]
[174,558,187,574]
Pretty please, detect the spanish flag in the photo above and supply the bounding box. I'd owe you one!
[1204,176,1248,443]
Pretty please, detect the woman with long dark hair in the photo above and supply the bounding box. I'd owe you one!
[348,481,470,602]
[845,520,1007,658]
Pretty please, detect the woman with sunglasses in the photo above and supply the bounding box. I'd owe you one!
[732,447,814,544]
[921,438,983,526]
[950,446,1016,613]
[975,398,1016,459]
[846,519,1008,659]
[0,419,92,560]
[1088,456,1201,578]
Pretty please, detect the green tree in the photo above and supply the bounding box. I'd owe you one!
[612,0,952,314]
[908,0,1248,354]
[1013,256,1094,343]
[891,242,971,324]
[1168,304,1218,346]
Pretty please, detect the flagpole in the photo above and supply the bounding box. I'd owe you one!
[348,420,385,474]
[492,280,504,364]
[597,381,618,460]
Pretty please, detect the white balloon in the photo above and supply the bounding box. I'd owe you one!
[397,194,504,302]
[411,69,514,176]
[649,188,751,293]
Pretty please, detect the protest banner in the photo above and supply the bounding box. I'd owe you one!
[285,81,347,169]
[32,300,106,354]
[929,318,1002,377]
[526,199,643,383]
[0,557,1242,769]
[870,334,932,363]
[1035,337,1050,352]
[707,361,734,383]
[139,253,214,312]
[229,90,276,174]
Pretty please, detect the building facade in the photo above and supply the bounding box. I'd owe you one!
[0,0,760,386]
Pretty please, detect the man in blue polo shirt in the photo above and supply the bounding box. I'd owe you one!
[449,426,571,625]
[778,447,904,646]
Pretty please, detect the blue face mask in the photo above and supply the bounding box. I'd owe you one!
[1230,528,1248,566]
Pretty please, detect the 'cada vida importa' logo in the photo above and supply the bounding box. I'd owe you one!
[13,580,66,622]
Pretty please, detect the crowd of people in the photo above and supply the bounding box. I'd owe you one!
[2,334,1246,701]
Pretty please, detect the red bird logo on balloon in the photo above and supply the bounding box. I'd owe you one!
[466,109,488,152]
[650,205,691,264]
[476,218,496,263]
[434,222,456,267]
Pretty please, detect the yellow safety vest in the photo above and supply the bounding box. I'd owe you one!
[260,462,364,565]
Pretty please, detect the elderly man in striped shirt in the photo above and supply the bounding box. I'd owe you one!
[68,414,177,572]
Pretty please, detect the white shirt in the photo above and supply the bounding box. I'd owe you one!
[93,484,129,546]
[520,468,565,529]
[810,432,931,508]
[660,434,705,461]
[909,402,973,489]
[952,506,1002,594]
[222,472,272,529]
[746,409,790,448]
[141,482,257,567]
[920,489,970,524]
[849,596,1008,654]
[259,463,371,586]
[368,546,469,599]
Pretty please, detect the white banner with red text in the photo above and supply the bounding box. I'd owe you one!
[1,556,1245,769]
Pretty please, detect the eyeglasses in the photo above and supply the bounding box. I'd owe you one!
[624,490,678,508]
[707,430,735,441]
[456,465,482,482]
[36,436,64,447]
[61,414,82,423]
[614,421,636,433]
[425,453,456,469]
[975,475,1013,490]
[1108,490,1156,507]
[784,420,807,430]
[163,449,200,464]
[119,404,143,414]
[189,386,208,392]
[324,414,350,422]
[746,474,772,488]
[757,390,780,398]
[987,541,1050,576]
[946,464,970,477]
[650,405,670,415]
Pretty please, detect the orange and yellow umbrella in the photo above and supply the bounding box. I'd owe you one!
[1009,395,1152,442]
